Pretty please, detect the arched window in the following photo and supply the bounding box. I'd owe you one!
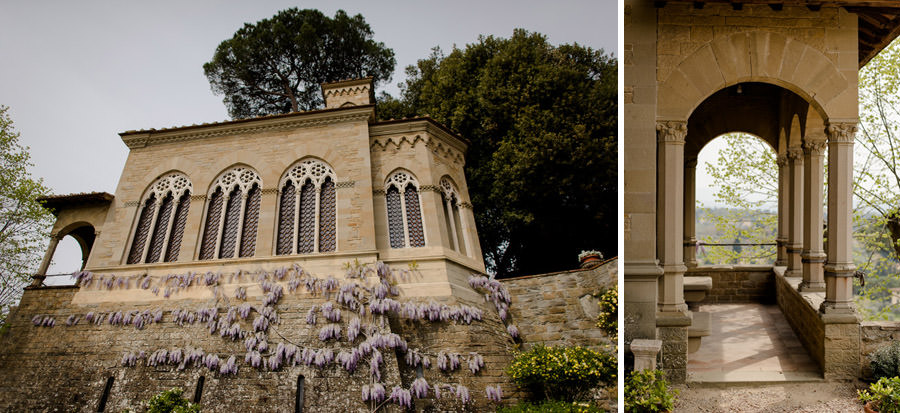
[199,166,262,260]
[440,177,467,255]
[276,159,337,255]
[385,171,425,248]
[127,172,192,264]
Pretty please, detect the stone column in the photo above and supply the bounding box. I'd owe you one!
[656,121,688,313]
[656,120,691,384]
[800,138,827,291]
[776,154,788,266]
[787,147,804,277]
[32,233,62,286]
[683,159,698,268]
[823,123,857,313]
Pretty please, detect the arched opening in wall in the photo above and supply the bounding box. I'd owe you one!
[682,82,825,382]
[45,224,96,286]
[694,133,778,266]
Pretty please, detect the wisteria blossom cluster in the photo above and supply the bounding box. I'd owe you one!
[389,386,412,408]
[318,324,341,341]
[467,352,484,374]
[31,315,55,327]
[321,302,341,322]
[485,385,502,402]
[437,352,461,372]
[410,377,429,399]
[468,274,512,320]
[405,349,431,369]
[433,384,471,404]
[361,383,386,403]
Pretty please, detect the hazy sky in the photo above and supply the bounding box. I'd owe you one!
[0,1,617,276]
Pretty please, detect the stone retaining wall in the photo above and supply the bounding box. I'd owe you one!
[775,270,825,372]
[860,321,900,380]
[687,265,775,304]
[501,258,617,350]
[0,266,519,412]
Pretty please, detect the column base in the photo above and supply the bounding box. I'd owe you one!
[798,281,826,292]
[657,310,691,384]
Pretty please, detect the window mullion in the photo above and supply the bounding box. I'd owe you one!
[446,197,459,251]
[293,186,300,255]
[313,185,321,253]
[400,185,410,248]
[140,199,163,263]
[213,192,229,259]
[234,190,248,258]
[159,195,181,261]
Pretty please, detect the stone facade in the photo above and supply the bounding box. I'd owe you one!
[0,78,565,411]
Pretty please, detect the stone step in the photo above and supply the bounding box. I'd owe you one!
[687,370,824,386]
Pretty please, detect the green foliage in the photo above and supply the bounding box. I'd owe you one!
[146,388,201,413]
[624,370,678,413]
[697,133,777,265]
[497,399,603,413]
[596,286,617,342]
[378,30,617,277]
[506,344,615,402]
[870,342,900,380]
[0,106,54,324]
[859,376,900,413]
[203,8,395,119]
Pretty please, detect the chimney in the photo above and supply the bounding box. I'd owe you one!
[321,77,374,109]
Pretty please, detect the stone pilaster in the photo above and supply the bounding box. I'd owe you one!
[32,233,62,286]
[800,139,826,292]
[684,159,698,268]
[787,147,804,277]
[822,122,857,314]
[776,154,788,266]
[656,121,688,313]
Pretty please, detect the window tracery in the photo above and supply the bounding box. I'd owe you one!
[199,166,262,260]
[127,172,193,264]
[440,177,467,255]
[386,171,425,248]
[276,159,337,255]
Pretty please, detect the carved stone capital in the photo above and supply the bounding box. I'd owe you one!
[826,122,857,143]
[776,155,788,167]
[786,147,804,162]
[802,139,827,155]
[656,121,687,144]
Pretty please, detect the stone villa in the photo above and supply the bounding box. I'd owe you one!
[0,78,613,411]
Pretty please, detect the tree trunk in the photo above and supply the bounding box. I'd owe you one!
[886,211,900,260]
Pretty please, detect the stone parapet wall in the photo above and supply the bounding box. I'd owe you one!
[860,321,900,380]
[775,271,825,372]
[501,258,617,351]
[0,264,518,412]
[687,265,775,304]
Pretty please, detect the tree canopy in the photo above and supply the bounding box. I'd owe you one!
[203,8,395,119]
[379,30,617,277]
[0,106,54,323]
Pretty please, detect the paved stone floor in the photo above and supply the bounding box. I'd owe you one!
[687,303,821,383]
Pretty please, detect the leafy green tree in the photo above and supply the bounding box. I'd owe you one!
[697,133,778,265]
[203,8,395,119]
[0,106,54,323]
[379,30,617,277]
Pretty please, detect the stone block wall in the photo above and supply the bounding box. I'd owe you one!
[775,271,825,372]
[501,258,616,351]
[0,263,519,412]
[687,265,775,305]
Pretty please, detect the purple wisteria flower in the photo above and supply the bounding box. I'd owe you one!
[369,350,383,380]
[234,286,247,301]
[202,353,220,371]
[220,355,238,375]
[362,383,386,403]
[347,317,361,342]
[84,312,95,323]
[389,386,412,408]
[456,385,470,404]
[410,377,429,399]
[306,305,318,325]
[238,303,252,319]
[318,324,341,341]
[507,324,519,338]
[485,385,502,402]
[468,352,484,374]
[147,349,168,366]
[245,350,263,368]
[65,315,79,326]
[337,349,361,373]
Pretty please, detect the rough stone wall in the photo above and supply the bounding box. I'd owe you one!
[775,271,825,372]
[0,266,518,412]
[687,266,775,305]
[501,258,616,351]
[860,322,900,379]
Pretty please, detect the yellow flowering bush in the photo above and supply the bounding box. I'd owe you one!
[506,344,615,402]
[597,286,617,342]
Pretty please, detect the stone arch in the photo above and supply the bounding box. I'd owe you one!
[658,31,853,123]
[56,221,97,270]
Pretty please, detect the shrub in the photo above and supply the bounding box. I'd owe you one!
[497,399,603,413]
[596,286,617,342]
[624,370,677,413]
[870,342,900,380]
[859,376,900,413]
[506,344,615,402]
[146,388,201,413]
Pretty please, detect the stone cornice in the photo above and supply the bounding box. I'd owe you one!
[120,106,375,149]
[369,119,469,166]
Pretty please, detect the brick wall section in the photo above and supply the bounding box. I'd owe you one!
[775,271,825,372]
[687,266,775,304]
[0,274,519,412]
[501,258,617,351]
